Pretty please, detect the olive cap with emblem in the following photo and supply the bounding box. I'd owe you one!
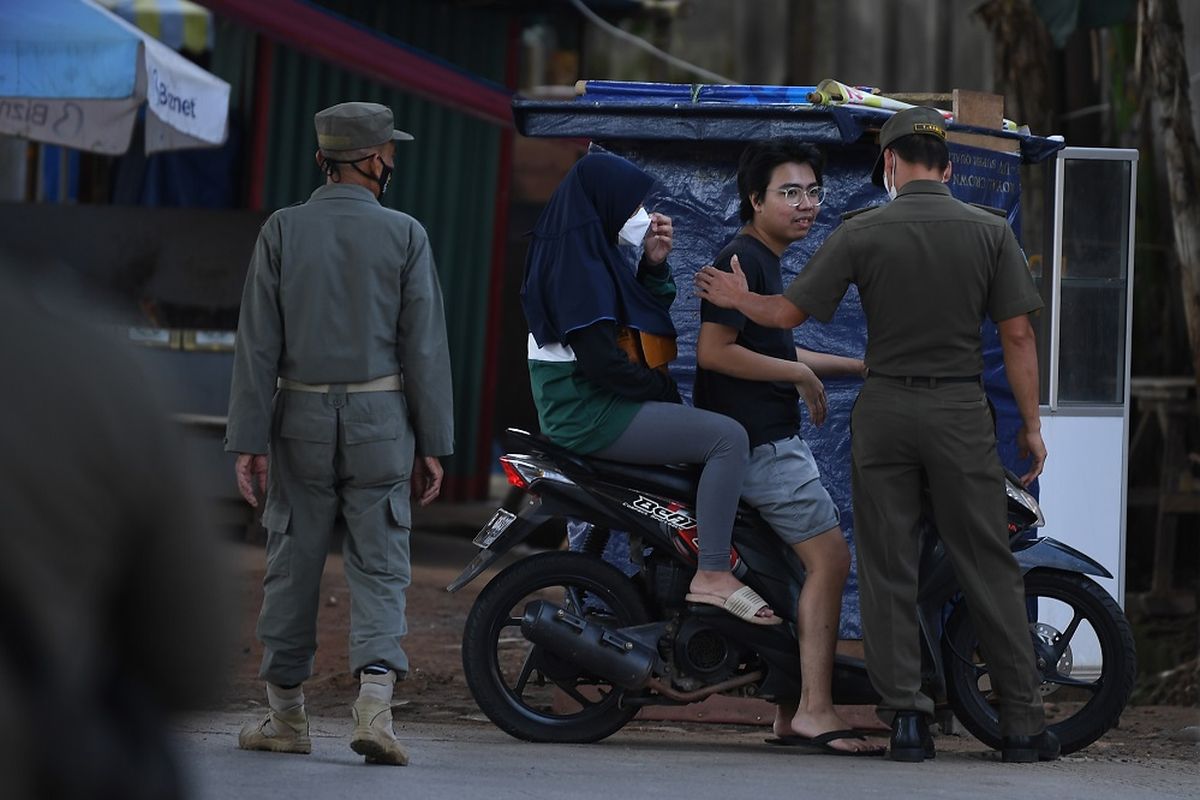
[870,105,948,187]
[314,102,414,152]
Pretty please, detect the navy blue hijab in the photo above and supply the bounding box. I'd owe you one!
[522,152,678,347]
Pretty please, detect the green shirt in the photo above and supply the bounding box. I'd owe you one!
[527,260,676,454]
[785,180,1043,377]
[226,183,454,456]
[526,340,641,454]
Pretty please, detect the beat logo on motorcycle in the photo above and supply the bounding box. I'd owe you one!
[624,494,697,530]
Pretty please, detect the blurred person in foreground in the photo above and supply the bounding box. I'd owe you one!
[0,257,228,799]
[225,102,454,766]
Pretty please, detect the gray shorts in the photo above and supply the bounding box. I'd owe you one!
[741,435,840,545]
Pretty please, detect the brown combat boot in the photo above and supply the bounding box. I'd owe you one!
[238,705,312,755]
[350,671,409,766]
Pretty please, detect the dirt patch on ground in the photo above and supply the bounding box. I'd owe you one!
[219,533,1198,762]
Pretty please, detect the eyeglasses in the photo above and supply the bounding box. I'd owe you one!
[776,185,826,207]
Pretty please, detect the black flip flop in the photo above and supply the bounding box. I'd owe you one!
[764,729,886,757]
[764,729,865,746]
[765,734,813,746]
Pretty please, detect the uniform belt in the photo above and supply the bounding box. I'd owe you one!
[277,374,403,393]
[869,372,980,388]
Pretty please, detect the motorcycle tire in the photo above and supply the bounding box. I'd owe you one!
[944,568,1136,755]
[462,551,651,743]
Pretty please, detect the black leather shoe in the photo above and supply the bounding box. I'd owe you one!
[1001,729,1061,763]
[889,711,935,762]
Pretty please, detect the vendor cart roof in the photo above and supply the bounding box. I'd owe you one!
[514,81,1064,164]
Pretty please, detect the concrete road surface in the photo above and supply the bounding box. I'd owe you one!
[177,712,1198,800]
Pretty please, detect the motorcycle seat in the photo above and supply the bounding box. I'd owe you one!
[586,458,701,502]
[503,428,700,501]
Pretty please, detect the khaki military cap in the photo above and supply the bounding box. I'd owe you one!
[871,106,948,187]
[314,102,414,152]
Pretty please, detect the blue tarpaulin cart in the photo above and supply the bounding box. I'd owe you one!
[518,81,1133,650]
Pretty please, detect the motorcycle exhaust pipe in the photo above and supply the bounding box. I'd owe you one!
[520,600,658,690]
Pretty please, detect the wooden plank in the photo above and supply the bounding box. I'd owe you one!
[950,89,1019,153]
[952,89,1005,126]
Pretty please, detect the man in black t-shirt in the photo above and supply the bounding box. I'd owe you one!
[695,141,875,756]
[696,110,1056,764]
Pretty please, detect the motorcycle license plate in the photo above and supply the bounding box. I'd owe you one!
[473,508,517,549]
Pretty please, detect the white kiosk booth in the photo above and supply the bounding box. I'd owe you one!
[1032,146,1138,676]
[1034,146,1138,602]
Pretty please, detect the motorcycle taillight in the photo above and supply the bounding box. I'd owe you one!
[499,457,529,490]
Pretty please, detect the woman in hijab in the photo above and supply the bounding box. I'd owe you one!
[522,152,778,625]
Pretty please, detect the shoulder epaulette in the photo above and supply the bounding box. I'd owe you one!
[968,202,1007,217]
[840,204,881,222]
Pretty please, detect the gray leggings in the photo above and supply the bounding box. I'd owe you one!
[593,402,748,571]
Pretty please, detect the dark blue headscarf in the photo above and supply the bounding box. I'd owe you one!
[522,152,678,347]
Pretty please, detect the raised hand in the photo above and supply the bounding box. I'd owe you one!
[642,212,673,266]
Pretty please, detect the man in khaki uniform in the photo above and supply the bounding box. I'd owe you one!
[226,102,454,766]
[695,107,1058,763]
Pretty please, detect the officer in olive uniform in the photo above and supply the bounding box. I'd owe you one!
[225,101,454,766]
[695,107,1057,764]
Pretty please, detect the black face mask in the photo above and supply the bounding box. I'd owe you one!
[375,160,393,197]
[322,153,392,198]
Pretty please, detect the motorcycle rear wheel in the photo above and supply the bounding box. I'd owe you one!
[944,568,1136,755]
[462,551,651,743]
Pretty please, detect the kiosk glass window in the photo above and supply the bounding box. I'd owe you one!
[1051,153,1134,406]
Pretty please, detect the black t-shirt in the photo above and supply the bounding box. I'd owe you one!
[694,234,801,448]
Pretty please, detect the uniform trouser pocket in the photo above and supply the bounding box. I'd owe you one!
[261,497,293,579]
[340,392,414,486]
[275,392,337,483]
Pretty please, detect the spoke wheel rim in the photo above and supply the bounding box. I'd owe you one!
[485,577,636,725]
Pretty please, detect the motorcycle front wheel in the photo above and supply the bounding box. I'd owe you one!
[944,568,1136,755]
[461,551,651,743]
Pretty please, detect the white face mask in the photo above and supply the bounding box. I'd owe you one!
[883,157,898,201]
[617,207,652,247]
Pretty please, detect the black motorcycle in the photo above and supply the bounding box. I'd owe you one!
[449,428,1136,754]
